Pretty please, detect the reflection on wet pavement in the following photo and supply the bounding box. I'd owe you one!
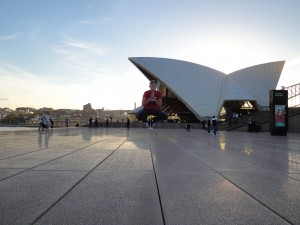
[0,127,299,225]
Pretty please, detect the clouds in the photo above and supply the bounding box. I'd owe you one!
[0,33,20,41]
[50,36,113,80]
[61,39,107,56]
[0,60,85,109]
[1,0,300,110]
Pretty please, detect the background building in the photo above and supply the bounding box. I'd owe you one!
[129,57,285,122]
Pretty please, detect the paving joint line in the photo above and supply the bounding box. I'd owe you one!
[184,149,295,225]
[0,136,112,182]
[148,132,166,225]
[30,138,128,225]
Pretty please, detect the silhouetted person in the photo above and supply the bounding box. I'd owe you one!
[89,117,92,128]
[248,118,252,132]
[207,119,211,134]
[201,119,206,130]
[95,117,98,128]
[65,117,69,127]
[250,118,256,132]
[186,124,191,132]
[126,118,130,129]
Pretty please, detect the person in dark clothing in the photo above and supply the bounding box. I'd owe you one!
[126,118,130,129]
[207,119,211,133]
[186,124,191,132]
[94,117,98,128]
[65,117,69,127]
[50,119,54,128]
[201,119,206,130]
[250,118,256,132]
[89,117,92,128]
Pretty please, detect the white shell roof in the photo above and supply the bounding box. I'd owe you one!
[129,57,284,118]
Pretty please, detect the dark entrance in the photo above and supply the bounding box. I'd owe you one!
[221,100,258,122]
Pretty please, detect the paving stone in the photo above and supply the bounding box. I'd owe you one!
[34,170,164,225]
[0,128,299,225]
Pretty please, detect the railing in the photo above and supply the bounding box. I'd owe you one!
[284,83,300,107]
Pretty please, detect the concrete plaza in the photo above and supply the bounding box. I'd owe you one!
[0,127,299,225]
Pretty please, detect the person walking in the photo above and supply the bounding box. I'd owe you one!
[136,80,168,129]
[212,116,218,135]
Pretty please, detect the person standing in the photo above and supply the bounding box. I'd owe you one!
[65,117,69,127]
[50,118,54,128]
[136,80,168,129]
[250,118,256,132]
[95,117,98,128]
[247,118,252,132]
[44,112,51,130]
[207,119,211,134]
[89,117,93,128]
[186,124,191,132]
[201,119,206,130]
[212,116,218,135]
[38,113,44,131]
[126,117,130,129]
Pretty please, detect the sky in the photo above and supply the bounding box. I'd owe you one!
[0,0,300,110]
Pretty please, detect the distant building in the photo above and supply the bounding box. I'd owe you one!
[15,107,35,114]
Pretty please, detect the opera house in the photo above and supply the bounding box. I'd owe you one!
[129,57,285,122]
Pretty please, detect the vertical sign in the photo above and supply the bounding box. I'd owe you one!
[269,90,288,135]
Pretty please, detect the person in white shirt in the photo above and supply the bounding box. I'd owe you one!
[211,116,218,135]
[44,112,51,129]
[38,113,44,131]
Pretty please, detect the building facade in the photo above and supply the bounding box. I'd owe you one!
[129,57,285,121]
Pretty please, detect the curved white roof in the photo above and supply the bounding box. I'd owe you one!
[129,57,285,118]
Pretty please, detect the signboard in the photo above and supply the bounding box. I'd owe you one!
[274,105,286,127]
[269,90,288,136]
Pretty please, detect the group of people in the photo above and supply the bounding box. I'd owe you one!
[198,116,219,135]
[38,112,53,131]
[88,117,131,129]
[88,117,109,128]
[228,112,242,125]
[37,80,218,133]
[208,116,218,135]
